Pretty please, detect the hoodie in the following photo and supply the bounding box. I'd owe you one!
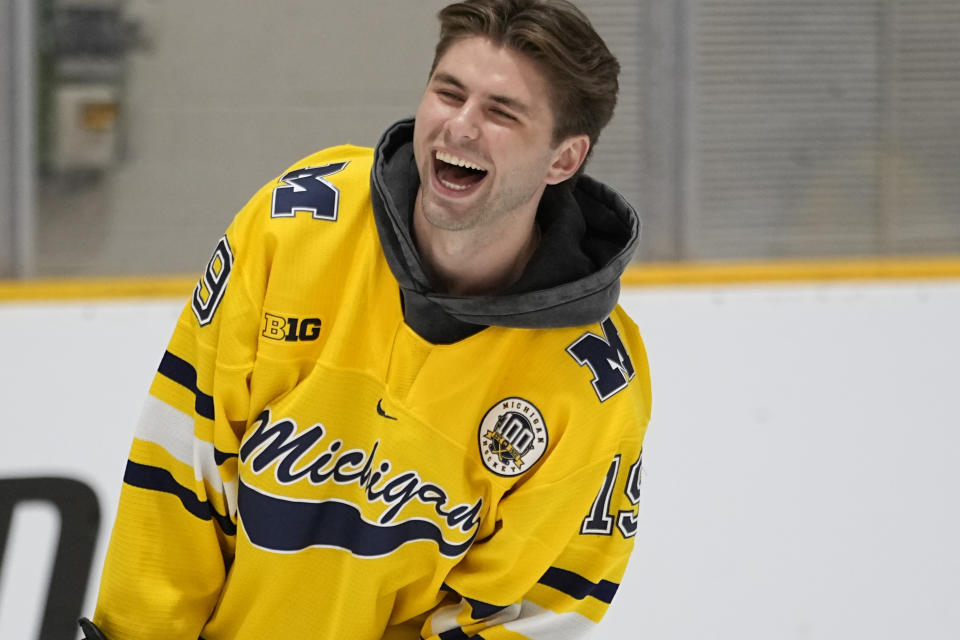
[370,118,641,344]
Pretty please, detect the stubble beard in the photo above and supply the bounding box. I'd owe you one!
[419,174,544,234]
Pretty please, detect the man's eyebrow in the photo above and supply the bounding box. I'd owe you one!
[432,72,531,117]
[489,93,531,116]
[433,72,467,91]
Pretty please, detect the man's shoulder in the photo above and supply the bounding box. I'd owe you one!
[269,144,376,196]
[490,307,648,407]
[231,143,377,232]
[223,143,381,277]
[475,312,649,468]
[279,144,375,177]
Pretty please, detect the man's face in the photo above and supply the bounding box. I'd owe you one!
[413,36,563,234]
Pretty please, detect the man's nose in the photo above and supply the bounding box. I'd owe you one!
[445,102,481,141]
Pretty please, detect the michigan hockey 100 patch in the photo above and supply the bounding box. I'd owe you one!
[478,398,548,477]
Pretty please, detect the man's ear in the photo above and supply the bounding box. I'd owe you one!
[545,134,590,185]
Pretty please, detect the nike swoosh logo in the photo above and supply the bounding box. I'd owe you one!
[377,399,398,421]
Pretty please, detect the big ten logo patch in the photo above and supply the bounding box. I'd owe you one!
[262,313,322,342]
[478,398,548,477]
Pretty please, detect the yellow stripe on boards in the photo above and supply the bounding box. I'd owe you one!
[1,257,959,302]
[0,275,195,301]
[621,257,960,287]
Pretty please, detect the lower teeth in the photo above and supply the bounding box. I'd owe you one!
[440,179,470,191]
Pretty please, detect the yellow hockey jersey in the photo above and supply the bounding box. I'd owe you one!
[92,120,651,639]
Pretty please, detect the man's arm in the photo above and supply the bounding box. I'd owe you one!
[89,217,262,639]
[423,436,645,639]
[422,309,651,639]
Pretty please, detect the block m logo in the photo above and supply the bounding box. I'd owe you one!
[567,317,635,402]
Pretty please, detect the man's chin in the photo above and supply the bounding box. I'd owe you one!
[418,197,483,233]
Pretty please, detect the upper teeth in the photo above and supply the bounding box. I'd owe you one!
[436,150,485,172]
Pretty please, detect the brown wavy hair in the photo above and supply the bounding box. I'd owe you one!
[432,0,620,159]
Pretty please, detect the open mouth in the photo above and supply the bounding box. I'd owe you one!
[433,150,488,193]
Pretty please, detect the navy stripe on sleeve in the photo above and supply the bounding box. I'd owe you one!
[124,459,236,536]
[538,566,619,604]
[464,595,509,620]
[214,448,238,465]
[440,584,509,620]
[438,630,472,640]
[158,350,215,420]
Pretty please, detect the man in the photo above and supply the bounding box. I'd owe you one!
[83,1,651,638]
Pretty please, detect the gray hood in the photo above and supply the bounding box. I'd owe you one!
[371,119,640,344]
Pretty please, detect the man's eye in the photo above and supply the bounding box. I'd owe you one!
[438,90,462,101]
[492,109,517,122]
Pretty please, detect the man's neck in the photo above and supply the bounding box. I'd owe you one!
[412,194,541,297]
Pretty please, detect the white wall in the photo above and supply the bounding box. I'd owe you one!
[1,280,958,639]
